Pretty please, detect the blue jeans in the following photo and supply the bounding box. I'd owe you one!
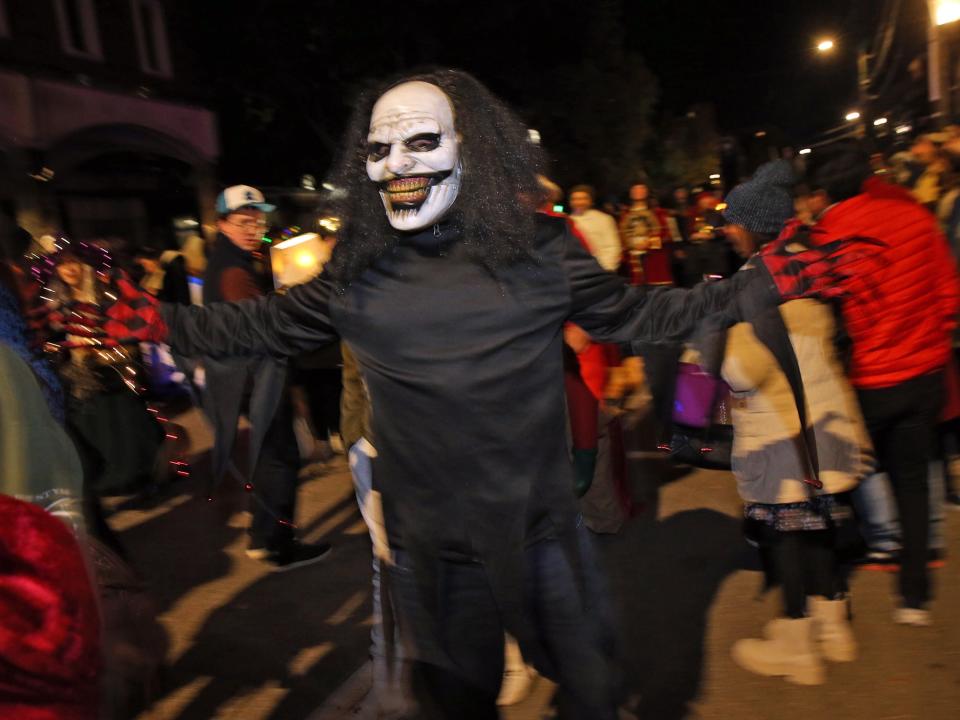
[851,472,901,553]
[389,525,619,720]
[851,464,946,553]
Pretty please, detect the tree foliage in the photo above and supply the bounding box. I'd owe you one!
[656,103,722,189]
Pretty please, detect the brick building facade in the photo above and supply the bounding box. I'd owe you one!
[0,0,219,248]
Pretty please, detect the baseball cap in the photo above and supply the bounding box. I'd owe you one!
[216,185,276,215]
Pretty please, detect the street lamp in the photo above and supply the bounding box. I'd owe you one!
[814,38,872,138]
[845,111,861,122]
[873,117,888,126]
[799,148,812,155]
[931,1,960,126]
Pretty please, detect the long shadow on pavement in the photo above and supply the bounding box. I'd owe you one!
[114,453,372,719]
[159,501,372,720]
[594,463,749,720]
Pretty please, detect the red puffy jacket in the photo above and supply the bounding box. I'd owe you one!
[813,178,960,389]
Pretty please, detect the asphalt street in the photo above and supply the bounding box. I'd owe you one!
[121,405,960,720]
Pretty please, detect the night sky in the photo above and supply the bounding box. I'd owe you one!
[631,0,926,138]
[198,0,928,191]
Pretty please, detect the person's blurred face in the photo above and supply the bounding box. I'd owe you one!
[218,207,267,252]
[805,189,830,219]
[629,184,649,203]
[569,191,593,214]
[55,258,84,287]
[724,224,756,258]
[674,188,689,204]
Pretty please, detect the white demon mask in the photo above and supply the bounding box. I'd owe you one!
[366,81,462,232]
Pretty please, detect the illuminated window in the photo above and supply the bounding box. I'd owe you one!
[53,0,102,59]
[131,0,172,77]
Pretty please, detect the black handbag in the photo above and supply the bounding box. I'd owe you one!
[664,361,734,470]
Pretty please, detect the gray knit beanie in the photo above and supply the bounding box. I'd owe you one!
[722,160,795,236]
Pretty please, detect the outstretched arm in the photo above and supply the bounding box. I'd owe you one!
[562,224,776,346]
[160,273,339,358]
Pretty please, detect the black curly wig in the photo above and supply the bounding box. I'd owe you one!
[323,69,546,289]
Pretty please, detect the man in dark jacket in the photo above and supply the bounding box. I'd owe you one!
[798,148,960,625]
[203,185,330,571]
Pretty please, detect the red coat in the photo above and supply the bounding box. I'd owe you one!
[810,178,960,389]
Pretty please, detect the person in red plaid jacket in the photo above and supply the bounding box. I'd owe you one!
[31,241,163,501]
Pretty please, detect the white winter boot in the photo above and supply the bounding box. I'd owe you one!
[809,596,857,662]
[731,617,825,685]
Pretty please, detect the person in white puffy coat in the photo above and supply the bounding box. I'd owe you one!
[718,161,873,685]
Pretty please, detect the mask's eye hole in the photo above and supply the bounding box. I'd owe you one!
[405,133,441,152]
[367,142,390,162]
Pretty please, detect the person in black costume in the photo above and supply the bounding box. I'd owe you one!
[147,71,854,718]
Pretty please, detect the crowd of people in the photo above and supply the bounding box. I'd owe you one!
[566,180,737,290]
[1,68,959,719]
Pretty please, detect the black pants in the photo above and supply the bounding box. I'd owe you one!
[857,371,944,608]
[303,367,343,438]
[249,398,301,550]
[389,532,620,720]
[775,530,840,618]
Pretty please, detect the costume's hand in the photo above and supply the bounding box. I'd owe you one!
[754,224,885,302]
[101,270,168,343]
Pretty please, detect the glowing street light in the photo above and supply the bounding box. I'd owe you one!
[933,0,960,26]
[873,117,888,126]
[814,38,876,136]
[799,148,812,155]
[895,124,913,135]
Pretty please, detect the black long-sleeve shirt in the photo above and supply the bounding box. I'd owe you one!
[163,214,772,569]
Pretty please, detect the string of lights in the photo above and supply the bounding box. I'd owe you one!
[29,233,303,531]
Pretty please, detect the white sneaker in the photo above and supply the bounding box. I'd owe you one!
[893,607,932,626]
